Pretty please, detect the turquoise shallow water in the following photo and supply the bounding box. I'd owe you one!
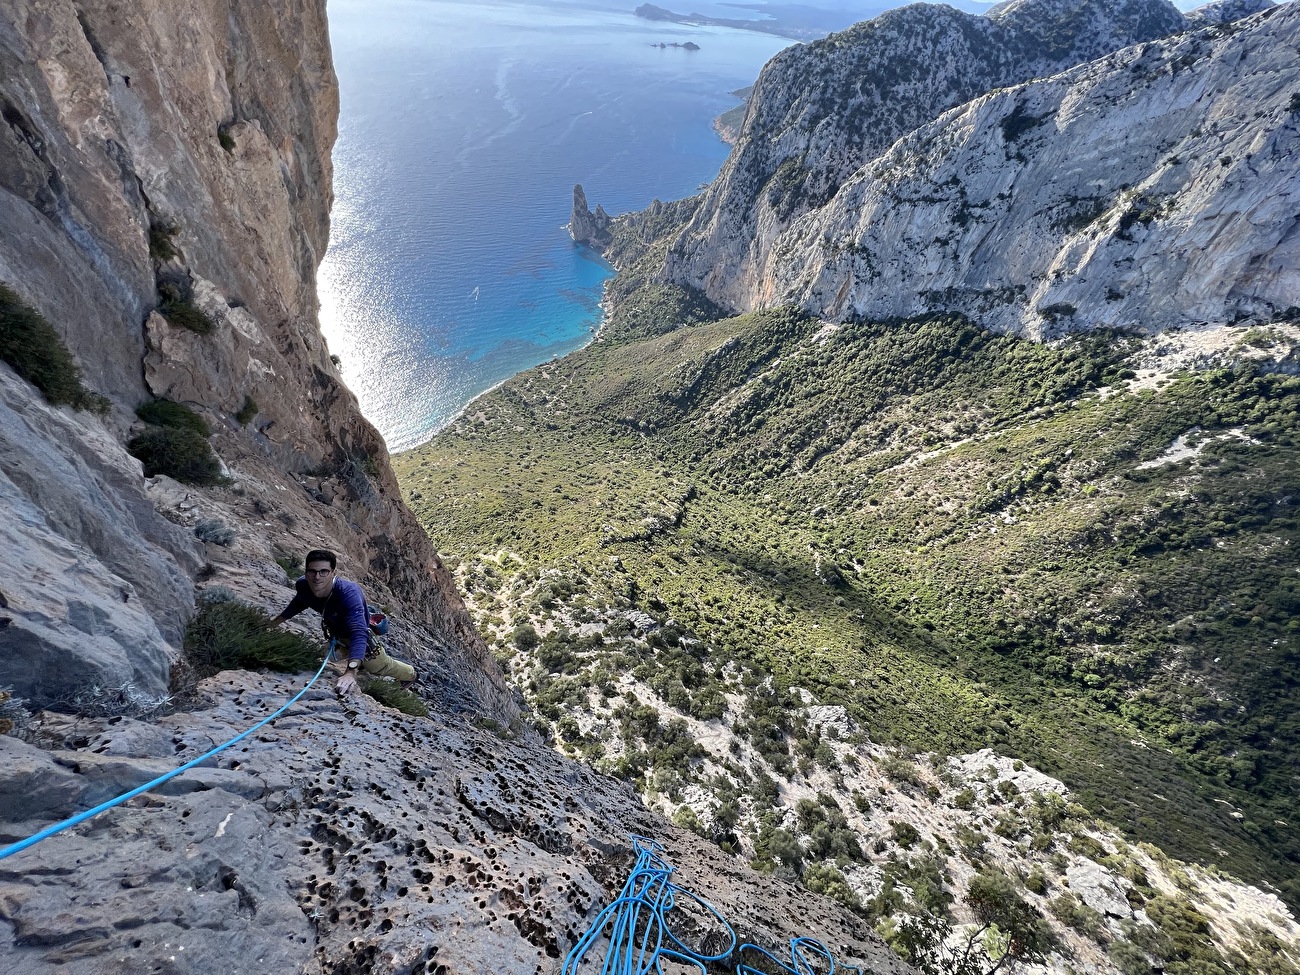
[319,0,791,451]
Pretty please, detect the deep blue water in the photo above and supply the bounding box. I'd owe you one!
[319,0,791,451]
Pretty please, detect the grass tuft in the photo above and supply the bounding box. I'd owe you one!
[128,427,224,485]
[359,677,429,717]
[184,596,322,674]
[158,281,214,335]
[130,398,223,485]
[135,398,210,436]
[149,221,180,262]
[0,283,109,413]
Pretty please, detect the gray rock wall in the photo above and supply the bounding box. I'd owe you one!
[0,0,513,719]
[0,673,911,974]
[766,2,1300,335]
[661,0,1192,312]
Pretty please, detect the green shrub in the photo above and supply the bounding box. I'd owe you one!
[1109,938,1154,975]
[803,862,861,909]
[0,283,108,412]
[671,805,706,836]
[1024,867,1048,895]
[359,677,429,717]
[149,221,179,262]
[184,596,321,674]
[966,867,1055,963]
[194,518,236,546]
[512,622,540,651]
[1049,892,1107,940]
[128,426,224,485]
[135,398,210,436]
[275,553,303,581]
[890,820,922,848]
[217,124,235,152]
[158,281,214,334]
[235,395,258,426]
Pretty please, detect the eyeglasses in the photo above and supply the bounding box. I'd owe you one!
[305,568,334,577]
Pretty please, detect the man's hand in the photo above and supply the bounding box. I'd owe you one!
[338,672,358,696]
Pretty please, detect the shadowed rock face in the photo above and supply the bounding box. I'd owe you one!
[0,672,912,975]
[0,0,507,718]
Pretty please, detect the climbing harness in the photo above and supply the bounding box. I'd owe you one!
[563,836,863,975]
[0,642,336,863]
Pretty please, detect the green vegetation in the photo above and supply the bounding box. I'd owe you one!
[358,677,429,717]
[275,552,304,581]
[148,221,179,262]
[397,287,1300,908]
[158,280,214,334]
[235,395,259,426]
[128,399,224,485]
[194,518,236,547]
[184,594,321,674]
[0,283,108,413]
[135,398,210,436]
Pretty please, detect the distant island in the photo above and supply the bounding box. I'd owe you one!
[634,2,826,39]
[653,39,701,49]
[634,1,999,40]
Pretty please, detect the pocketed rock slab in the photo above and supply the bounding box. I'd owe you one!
[0,670,913,975]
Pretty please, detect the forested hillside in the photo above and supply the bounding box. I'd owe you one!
[398,278,1300,911]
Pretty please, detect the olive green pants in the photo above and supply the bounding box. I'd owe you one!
[334,641,415,682]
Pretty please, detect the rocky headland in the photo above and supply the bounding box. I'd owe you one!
[650,0,1296,336]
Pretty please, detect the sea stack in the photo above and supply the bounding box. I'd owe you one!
[570,183,612,250]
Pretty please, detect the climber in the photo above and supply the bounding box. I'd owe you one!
[271,548,417,696]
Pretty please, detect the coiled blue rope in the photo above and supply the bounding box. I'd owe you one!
[736,936,864,974]
[0,644,335,863]
[564,835,737,975]
[564,837,865,975]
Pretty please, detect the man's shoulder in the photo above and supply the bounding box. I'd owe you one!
[334,577,366,603]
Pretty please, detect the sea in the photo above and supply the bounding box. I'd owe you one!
[318,0,792,451]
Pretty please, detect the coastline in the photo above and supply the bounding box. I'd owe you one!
[394,237,615,455]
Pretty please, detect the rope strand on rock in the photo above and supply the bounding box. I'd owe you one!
[0,641,336,863]
[563,836,863,975]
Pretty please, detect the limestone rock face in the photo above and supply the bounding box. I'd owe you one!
[0,673,909,975]
[1066,859,1135,918]
[762,3,1300,336]
[660,0,1190,312]
[1186,0,1276,25]
[0,367,204,706]
[570,182,613,249]
[0,0,509,718]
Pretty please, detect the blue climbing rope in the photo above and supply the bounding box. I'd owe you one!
[564,837,863,975]
[0,642,336,863]
[563,835,736,975]
[736,936,864,975]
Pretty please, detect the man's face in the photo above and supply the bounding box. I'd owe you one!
[305,561,335,597]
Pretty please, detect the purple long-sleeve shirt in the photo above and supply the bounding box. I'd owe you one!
[280,577,370,662]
